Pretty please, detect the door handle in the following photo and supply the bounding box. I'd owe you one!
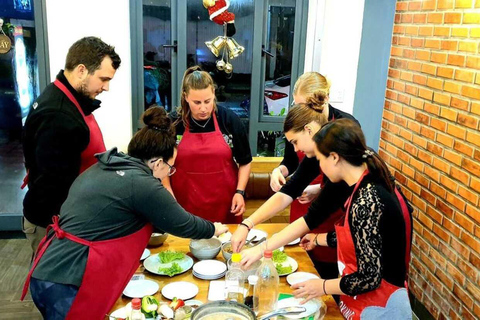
[163,40,178,53]
[262,45,274,58]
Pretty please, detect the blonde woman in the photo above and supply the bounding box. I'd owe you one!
[165,66,252,223]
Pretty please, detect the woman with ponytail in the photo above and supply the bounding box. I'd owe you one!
[166,66,252,224]
[23,106,228,319]
[240,119,413,319]
[231,73,358,282]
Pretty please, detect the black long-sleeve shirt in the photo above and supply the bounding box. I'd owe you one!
[321,176,409,296]
[32,149,215,287]
[22,71,101,227]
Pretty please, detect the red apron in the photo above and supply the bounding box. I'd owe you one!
[21,80,106,189]
[171,113,240,223]
[22,216,153,319]
[336,170,412,319]
[290,152,342,263]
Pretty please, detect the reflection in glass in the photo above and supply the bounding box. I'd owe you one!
[263,2,295,116]
[257,130,285,157]
[187,0,254,128]
[0,1,39,215]
[143,0,172,111]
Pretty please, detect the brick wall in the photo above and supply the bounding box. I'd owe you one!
[380,1,480,319]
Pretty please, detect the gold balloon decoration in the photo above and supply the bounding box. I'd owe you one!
[205,24,244,75]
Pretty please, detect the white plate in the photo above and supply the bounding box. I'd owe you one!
[216,232,232,244]
[286,272,320,285]
[123,279,159,298]
[162,281,199,300]
[276,297,322,318]
[193,260,227,276]
[109,302,132,320]
[141,248,151,260]
[143,253,193,276]
[276,256,298,276]
[287,237,301,245]
[247,229,268,241]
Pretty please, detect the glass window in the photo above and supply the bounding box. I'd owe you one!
[0,0,40,215]
[187,0,254,129]
[257,130,285,157]
[142,0,172,111]
[263,2,295,117]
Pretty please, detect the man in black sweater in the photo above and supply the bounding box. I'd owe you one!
[22,37,121,253]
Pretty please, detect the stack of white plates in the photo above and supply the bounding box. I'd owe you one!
[192,260,227,280]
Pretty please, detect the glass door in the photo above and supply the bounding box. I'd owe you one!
[0,0,43,222]
[186,0,254,128]
[131,0,308,156]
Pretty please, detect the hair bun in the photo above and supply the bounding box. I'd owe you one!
[305,90,328,113]
[142,106,173,133]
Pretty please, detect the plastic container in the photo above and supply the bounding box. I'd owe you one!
[131,298,144,320]
[253,250,279,316]
[225,253,245,303]
[244,275,258,309]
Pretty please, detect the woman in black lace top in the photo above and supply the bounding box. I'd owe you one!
[239,119,412,319]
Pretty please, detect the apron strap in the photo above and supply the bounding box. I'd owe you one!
[54,80,85,117]
[21,216,92,300]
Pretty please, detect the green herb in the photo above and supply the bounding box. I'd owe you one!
[275,263,293,275]
[158,250,185,263]
[272,250,288,263]
[158,262,183,277]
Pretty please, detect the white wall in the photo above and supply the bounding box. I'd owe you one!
[304,0,365,115]
[45,0,132,152]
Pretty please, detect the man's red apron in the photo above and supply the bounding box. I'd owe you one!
[335,170,412,320]
[21,216,153,319]
[290,152,342,263]
[171,112,240,223]
[21,80,106,189]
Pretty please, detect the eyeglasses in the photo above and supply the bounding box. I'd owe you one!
[150,158,176,176]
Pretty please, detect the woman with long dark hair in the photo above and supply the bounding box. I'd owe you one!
[240,119,412,319]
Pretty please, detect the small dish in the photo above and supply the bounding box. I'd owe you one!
[162,281,199,300]
[276,297,322,319]
[247,229,268,241]
[141,248,151,260]
[286,272,320,285]
[123,279,159,298]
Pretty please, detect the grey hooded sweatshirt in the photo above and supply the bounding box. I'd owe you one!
[32,148,215,286]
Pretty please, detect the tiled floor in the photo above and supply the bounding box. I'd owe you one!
[0,238,42,319]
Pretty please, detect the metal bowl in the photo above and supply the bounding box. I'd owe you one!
[148,232,168,247]
[221,241,254,261]
[190,238,222,260]
[191,301,254,320]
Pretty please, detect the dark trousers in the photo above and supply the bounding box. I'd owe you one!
[30,277,79,320]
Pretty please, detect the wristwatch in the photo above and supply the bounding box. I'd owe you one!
[235,189,245,197]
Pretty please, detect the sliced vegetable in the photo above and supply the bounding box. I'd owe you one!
[158,262,183,277]
[174,305,193,320]
[141,295,159,318]
[159,304,174,319]
[158,251,185,263]
[170,297,185,311]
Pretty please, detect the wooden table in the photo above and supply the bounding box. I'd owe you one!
[111,223,343,319]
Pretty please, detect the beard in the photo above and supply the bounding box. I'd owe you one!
[78,80,95,100]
